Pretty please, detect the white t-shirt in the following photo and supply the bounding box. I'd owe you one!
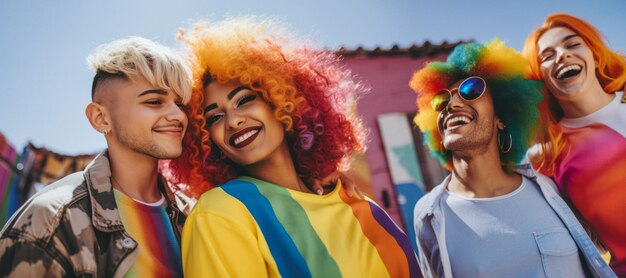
[559,91,625,136]
[441,177,585,277]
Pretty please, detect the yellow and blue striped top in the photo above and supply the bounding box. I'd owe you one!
[182,176,421,277]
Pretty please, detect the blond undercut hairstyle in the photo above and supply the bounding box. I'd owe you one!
[86,37,192,104]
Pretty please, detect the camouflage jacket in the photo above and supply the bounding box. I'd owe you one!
[0,151,187,277]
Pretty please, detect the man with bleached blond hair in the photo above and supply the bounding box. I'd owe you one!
[0,37,191,277]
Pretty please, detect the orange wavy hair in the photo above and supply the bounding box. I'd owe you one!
[161,17,367,199]
[522,13,626,175]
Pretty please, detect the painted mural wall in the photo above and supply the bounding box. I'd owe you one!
[340,52,451,233]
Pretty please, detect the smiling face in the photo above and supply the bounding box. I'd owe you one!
[538,27,599,102]
[437,78,499,153]
[203,82,286,166]
[106,75,187,159]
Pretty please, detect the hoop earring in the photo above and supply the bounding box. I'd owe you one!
[101,129,108,136]
[498,129,512,153]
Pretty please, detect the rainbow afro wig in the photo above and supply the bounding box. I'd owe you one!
[409,39,543,171]
[162,17,367,198]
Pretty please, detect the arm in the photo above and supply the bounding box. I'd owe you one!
[182,210,268,277]
[311,171,362,197]
[0,237,68,277]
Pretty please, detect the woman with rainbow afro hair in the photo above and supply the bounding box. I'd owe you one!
[523,14,626,275]
[411,39,614,277]
[164,17,420,277]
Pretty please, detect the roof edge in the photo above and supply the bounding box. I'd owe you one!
[335,40,472,59]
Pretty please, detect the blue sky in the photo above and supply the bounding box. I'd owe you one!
[1,0,624,155]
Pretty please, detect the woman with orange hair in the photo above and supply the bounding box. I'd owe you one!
[523,13,626,275]
[164,17,420,277]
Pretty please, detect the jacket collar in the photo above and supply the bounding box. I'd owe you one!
[83,150,182,232]
[421,163,540,216]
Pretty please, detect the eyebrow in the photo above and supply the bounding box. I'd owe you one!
[138,89,168,97]
[540,34,581,56]
[203,103,217,115]
[228,86,251,100]
[562,34,579,43]
[204,86,251,115]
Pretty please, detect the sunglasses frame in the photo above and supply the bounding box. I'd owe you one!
[430,76,487,112]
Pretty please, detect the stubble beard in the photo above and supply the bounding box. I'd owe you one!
[444,125,494,158]
[115,127,181,160]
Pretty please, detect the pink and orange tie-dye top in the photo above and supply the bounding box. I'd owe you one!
[113,189,183,278]
[554,91,626,275]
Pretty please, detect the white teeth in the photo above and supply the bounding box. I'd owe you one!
[446,116,471,128]
[556,65,582,79]
[234,129,259,145]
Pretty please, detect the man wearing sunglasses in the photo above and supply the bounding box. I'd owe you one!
[409,40,614,277]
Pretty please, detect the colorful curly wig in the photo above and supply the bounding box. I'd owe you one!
[522,13,626,175]
[161,17,367,199]
[409,39,543,171]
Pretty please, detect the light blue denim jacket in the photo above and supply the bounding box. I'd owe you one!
[413,164,616,278]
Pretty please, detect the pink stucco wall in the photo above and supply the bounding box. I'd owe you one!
[340,53,448,227]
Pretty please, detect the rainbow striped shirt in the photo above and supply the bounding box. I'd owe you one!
[114,189,183,278]
[182,176,420,278]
